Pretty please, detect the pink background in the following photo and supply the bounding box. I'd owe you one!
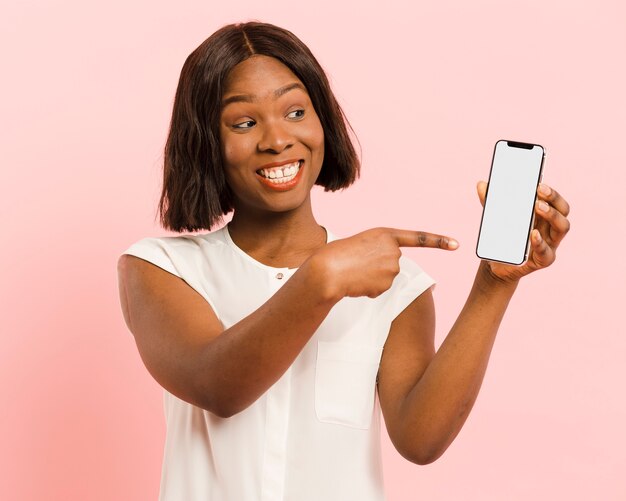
[2,1,624,499]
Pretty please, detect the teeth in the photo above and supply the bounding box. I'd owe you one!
[257,161,301,181]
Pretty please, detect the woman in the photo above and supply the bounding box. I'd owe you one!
[117,21,570,501]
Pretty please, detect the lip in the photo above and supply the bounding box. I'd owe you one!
[256,160,305,192]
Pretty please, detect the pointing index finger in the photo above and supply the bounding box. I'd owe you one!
[390,229,459,250]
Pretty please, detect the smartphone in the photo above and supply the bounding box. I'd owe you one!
[476,140,546,265]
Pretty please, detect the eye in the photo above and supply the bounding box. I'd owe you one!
[233,119,256,130]
[287,109,305,120]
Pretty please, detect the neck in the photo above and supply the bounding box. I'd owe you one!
[226,200,327,268]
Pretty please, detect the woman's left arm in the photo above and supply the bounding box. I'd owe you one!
[377,182,571,465]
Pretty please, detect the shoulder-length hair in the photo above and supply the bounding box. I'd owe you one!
[158,21,360,232]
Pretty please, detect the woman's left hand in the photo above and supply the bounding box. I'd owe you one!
[477,181,571,283]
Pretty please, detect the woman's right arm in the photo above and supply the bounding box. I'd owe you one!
[117,228,454,418]
[118,252,339,418]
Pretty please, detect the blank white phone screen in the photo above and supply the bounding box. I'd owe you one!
[476,140,544,265]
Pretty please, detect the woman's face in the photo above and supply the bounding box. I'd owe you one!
[219,55,325,215]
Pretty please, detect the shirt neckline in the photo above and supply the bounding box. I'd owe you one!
[222,224,332,273]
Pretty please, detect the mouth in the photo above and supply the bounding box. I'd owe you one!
[255,160,303,185]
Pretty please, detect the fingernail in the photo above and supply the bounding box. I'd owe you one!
[448,239,459,250]
[538,183,551,196]
[537,201,549,212]
[534,230,542,242]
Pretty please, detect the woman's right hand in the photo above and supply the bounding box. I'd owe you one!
[308,228,458,300]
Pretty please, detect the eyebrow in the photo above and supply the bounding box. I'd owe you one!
[221,82,307,108]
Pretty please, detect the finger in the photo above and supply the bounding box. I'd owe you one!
[529,229,555,268]
[537,183,571,217]
[476,180,487,207]
[535,199,571,245]
[390,229,459,250]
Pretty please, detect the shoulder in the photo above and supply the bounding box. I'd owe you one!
[398,254,431,278]
[367,254,436,331]
[117,230,228,328]
[119,227,229,278]
[392,255,436,297]
[124,228,224,253]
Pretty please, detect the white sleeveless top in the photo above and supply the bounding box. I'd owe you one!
[122,225,435,501]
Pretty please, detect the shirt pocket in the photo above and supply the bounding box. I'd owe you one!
[314,341,383,430]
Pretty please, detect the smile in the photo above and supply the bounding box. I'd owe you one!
[256,161,302,184]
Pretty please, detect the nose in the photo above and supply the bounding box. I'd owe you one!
[257,120,294,154]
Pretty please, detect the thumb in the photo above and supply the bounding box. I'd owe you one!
[476,180,488,207]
